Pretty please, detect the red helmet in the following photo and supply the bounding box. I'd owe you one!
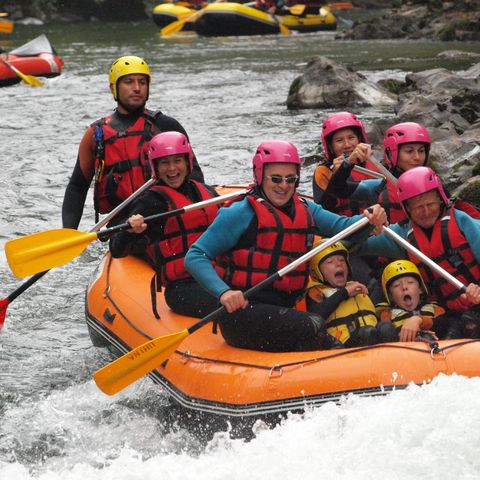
[397,166,449,214]
[148,131,193,177]
[321,112,368,162]
[252,140,302,185]
[383,122,431,169]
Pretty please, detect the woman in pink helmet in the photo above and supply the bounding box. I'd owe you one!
[313,111,377,214]
[321,121,432,224]
[353,166,480,339]
[185,140,387,352]
[109,131,220,317]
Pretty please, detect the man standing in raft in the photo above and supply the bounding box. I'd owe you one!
[185,140,388,352]
[109,131,219,318]
[354,166,480,338]
[62,55,204,229]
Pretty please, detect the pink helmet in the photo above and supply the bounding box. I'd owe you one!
[148,131,193,177]
[397,166,449,213]
[252,140,302,185]
[321,112,368,161]
[383,122,431,169]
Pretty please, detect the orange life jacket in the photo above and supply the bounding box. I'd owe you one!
[145,181,218,285]
[215,193,315,295]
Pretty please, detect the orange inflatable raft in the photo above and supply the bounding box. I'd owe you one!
[85,203,480,418]
[0,34,63,87]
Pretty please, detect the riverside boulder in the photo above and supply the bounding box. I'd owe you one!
[286,56,397,110]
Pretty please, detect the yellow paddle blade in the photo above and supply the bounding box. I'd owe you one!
[94,329,190,395]
[289,4,306,15]
[0,20,13,33]
[5,229,98,278]
[278,22,291,35]
[160,18,188,36]
[3,60,44,87]
[271,15,290,35]
[161,8,203,35]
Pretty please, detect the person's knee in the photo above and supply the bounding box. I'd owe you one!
[377,321,398,342]
[357,325,381,345]
[461,309,480,338]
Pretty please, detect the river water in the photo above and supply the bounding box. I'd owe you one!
[1,20,480,479]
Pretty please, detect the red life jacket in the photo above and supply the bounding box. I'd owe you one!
[93,110,161,215]
[145,181,219,285]
[215,193,315,294]
[406,204,480,312]
[378,180,405,224]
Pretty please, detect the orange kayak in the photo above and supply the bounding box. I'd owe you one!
[85,191,480,417]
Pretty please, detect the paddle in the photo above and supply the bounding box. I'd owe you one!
[93,215,370,395]
[382,226,466,292]
[161,6,205,36]
[287,4,305,16]
[2,59,44,87]
[0,178,156,329]
[5,189,248,279]
[271,14,291,35]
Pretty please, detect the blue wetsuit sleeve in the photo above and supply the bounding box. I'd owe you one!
[353,222,406,258]
[185,199,255,299]
[350,179,384,202]
[307,200,374,242]
[455,209,480,263]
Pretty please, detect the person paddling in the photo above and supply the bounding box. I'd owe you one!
[312,112,381,213]
[62,55,204,229]
[325,121,431,224]
[353,166,480,338]
[109,131,219,317]
[185,140,388,352]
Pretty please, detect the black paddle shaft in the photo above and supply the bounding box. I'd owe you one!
[96,207,188,241]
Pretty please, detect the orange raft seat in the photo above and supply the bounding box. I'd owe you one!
[0,34,64,87]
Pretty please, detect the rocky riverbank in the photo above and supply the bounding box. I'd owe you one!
[337,0,480,42]
[287,55,480,203]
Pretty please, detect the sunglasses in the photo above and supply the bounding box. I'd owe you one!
[266,174,299,185]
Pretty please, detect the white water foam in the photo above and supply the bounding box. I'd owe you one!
[1,374,479,480]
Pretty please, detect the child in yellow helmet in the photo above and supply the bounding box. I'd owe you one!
[376,259,453,341]
[305,241,392,348]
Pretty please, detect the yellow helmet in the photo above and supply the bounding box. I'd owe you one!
[381,260,428,305]
[109,55,151,100]
[309,241,349,283]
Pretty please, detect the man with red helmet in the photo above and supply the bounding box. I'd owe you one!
[109,131,218,317]
[62,55,204,230]
[185,140,387,352]
[353,166,480,338]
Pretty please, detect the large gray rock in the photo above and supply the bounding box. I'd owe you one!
[395,67,480,132]
[286,56,397,110]
[372,63,480,196]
